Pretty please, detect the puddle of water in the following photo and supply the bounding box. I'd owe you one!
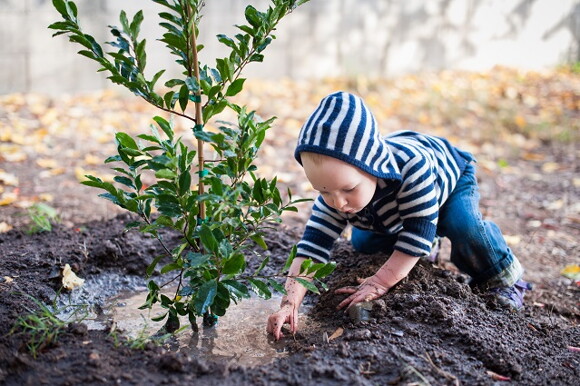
[54,273,312,367]
[89,288,302,367]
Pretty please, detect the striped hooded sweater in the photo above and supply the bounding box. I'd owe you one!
[295,91,473,263]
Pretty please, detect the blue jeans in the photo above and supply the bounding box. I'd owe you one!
[351,163,519,286]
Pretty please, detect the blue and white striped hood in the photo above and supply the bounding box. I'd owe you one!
[295,91,401,180]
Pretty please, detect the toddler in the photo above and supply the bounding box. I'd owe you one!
[267,91,530,340]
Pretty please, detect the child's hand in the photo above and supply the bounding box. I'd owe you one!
[335,275,389,310]
[266,302,298,340]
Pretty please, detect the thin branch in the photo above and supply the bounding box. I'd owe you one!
[142,96,198,124]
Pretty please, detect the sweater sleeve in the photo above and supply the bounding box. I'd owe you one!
[394,155,438,257]
[296,196,348,263]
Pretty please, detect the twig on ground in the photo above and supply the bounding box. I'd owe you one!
[422,352,459,386]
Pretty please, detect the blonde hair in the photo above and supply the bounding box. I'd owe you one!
[300,151,329,165]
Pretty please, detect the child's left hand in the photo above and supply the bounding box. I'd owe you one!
[335,275,389,310]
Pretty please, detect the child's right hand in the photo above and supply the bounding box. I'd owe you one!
[266,302,298,340]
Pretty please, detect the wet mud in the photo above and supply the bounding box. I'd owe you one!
[0,213,578,385]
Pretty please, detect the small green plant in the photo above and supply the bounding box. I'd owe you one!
[109,317,177,350]
[50,0,335,331]
[10,294,88,358]
[26,203,59,234]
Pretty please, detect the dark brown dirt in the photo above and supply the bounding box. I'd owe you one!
[0,200,578,385]
[0,75,579,384]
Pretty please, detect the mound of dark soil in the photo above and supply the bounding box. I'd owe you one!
[0,213,578,385]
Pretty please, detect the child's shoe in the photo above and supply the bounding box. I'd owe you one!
[489,279,532,310]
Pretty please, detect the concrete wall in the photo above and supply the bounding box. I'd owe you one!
[1,0,579,94]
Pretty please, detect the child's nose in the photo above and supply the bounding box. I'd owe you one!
[334,195,348,210]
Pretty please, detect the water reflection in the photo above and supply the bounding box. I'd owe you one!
[102,289,294,367]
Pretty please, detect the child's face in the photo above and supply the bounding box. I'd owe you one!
[302,153,377,214]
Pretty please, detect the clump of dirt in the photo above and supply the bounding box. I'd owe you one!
[0,214,578,385]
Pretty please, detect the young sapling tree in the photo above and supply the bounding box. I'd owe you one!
[49,0,335,331]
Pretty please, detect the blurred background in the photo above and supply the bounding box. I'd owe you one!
[1,0,579,93]
[0,0,579,275]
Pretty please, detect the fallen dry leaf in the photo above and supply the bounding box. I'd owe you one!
[0,192,18,206]
[541,162,560,173]
[561,264,580,282]
[0,145,27,162]
[486,370,511,381]
[62,264,85,290]
[0,170,19,186]
[0,222,12,233]
[503,235,521,246]
[546,199,564,211]
[521,152,545,161]
[38,193,54,202]
[328,327,344,341]
[36,158,59,169]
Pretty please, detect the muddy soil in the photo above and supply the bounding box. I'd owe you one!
[0,190,579,386]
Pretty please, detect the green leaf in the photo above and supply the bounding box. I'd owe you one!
[178,84,189,112]
[149,69,165,89]
[186,252,210,268]
[295,278,319,294]
[115,132,138,149]
[306,262,326,275]
[244,6,261,28]
[225,78,245,97]
[155,169,176,179]
[193,279,217,315]
[222,280,250,301]
[313,262,336,279]
[185,76,200,93]
[249,53,264,63]
[165,310,180,332]
[160,262,182,274]
[164,78,184,88]
[113,176,135,189]
[104,155,121,163]
[250,233,268,250]
[222,253,245,275]
[120,10,130,32]
[299,258,312,274]
[178,169,191,195]
[217,34,237,50]
[199,224,218,253]
[151,312,168,322]
[267,279,286,295]
[253,255,270,275]
[129,10,144,38]
[152,116,173,140]
[52,0,68,18]
[248,278,272,299]
[146,255,164,277]
[160,294,173,306]
[135,39,147,71]
[283,245,297,272]
[216,58,233,82]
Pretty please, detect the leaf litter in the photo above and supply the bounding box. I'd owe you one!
[0,68,578,384]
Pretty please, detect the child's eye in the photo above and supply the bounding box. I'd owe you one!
[344,186,357,193]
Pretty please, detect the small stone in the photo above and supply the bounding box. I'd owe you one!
[346,328,372,341]
[338,342,350,357]
[372,299,387,312]
[68,322,88,336]
[347,302,373,323]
